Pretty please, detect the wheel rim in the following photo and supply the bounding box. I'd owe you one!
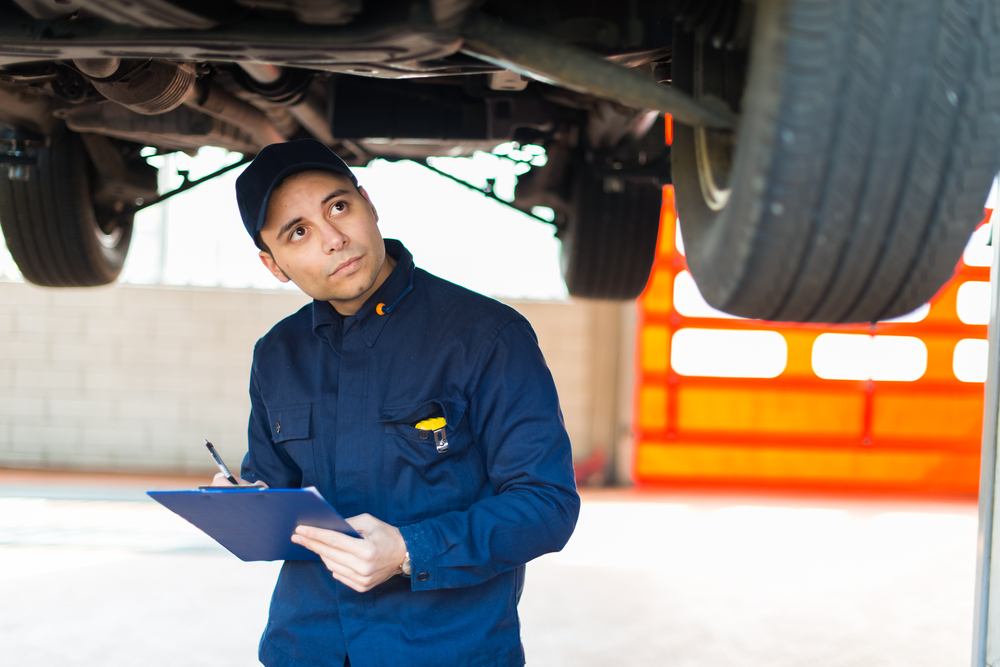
[96,223,125,250]
[692,29,744,212]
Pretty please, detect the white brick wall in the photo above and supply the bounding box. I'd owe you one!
[512,301,594,455]
[0,282,617,475]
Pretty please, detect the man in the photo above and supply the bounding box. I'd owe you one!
[218,138,580,667]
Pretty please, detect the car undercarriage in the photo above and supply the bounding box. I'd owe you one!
[1,0,998,323]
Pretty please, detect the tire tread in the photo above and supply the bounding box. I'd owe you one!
[0,127,133,287]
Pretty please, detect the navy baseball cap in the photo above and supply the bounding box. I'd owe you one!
[236,139,358,247]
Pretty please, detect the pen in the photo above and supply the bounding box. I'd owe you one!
[205,439,239,485]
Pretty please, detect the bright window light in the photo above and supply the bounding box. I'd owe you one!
[954,338,989,383]
[812,334,871,381]
[812,334,927,381]
[362,159,566,300]
[121,147,290,289]
[111,148,568,299]
[963,220,993,267]
[531,206,555,222]
[0,233,20,282]
[956,281,991,325]
[671,328,787,378]
[871,336,927,381]
[673,271,741,319]
[879,303,930,324]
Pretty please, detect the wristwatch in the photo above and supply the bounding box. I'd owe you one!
[399,552,412,578]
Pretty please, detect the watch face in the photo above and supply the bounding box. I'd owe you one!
[401,556,412,577]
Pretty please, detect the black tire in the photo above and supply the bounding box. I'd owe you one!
[559,167,663,300]
[0,126,134,287]
[672,0,1000,323]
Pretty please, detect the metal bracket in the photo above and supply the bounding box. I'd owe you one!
[415,159,553,225]
[0,135,42,181]
[135,153,253,211]
[460,13,738,131]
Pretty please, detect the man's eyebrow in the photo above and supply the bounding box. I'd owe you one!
[276,216,303,241]
[275,189,352,240]
[322,188,351,205]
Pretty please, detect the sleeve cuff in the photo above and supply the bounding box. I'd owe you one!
[398,522,437,590]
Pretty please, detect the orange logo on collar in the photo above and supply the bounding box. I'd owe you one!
[376,303,386,316]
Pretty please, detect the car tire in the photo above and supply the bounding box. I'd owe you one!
[559,166,664,300]
[672,0,1000,323]
[0,125,135,287]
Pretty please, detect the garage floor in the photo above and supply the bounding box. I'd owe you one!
[0,470,980,667]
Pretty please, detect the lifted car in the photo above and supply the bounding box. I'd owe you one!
[1,0,998,323]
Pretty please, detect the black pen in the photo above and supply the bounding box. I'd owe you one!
[205,439,239,485]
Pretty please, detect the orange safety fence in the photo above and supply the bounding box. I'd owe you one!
[633,173,992,494]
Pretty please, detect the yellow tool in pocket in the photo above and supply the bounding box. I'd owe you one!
[415,417,449,453]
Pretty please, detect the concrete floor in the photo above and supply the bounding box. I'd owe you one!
[0,470,981,667]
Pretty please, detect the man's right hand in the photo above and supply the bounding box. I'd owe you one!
[208,473,268,488]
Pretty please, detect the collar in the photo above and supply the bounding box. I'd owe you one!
[311,239,415,348]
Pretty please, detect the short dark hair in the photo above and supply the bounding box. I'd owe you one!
[255,232,272,255]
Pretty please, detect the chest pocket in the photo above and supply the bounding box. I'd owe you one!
[266,404,314,472]
[378,397,469,450]
[268,404,311,442]
[378,396,482,523]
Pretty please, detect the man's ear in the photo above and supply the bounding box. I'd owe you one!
[358,186,379,223]
[259,250,291,283]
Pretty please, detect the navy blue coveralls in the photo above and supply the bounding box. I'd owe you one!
[241,240,581,667]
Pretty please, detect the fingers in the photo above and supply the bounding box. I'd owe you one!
[344,513,378,536]
[291,516,406,594]
[210,472,236,486]
[294,525,367,556]
[292,531,380,592]
[292,528,373,572]
[327,560,381,593]
[207,473,268,488]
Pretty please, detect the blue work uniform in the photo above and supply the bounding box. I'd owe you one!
[241,239,581,667]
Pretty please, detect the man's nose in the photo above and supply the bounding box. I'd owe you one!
[320,221,348,252]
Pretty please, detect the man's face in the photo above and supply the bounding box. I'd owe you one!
[258,170,393,314]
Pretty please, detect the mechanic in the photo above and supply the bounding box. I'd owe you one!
[215,138,581,667]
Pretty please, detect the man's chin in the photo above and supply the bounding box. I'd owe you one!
[285,282,363,304]
[285,266,380,308]
[319,279,378,306]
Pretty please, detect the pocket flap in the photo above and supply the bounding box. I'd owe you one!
[378,396,467,430]
[267,404,311,443]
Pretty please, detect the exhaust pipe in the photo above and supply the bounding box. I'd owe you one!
[237,61,334,146]
[74,58,285,149]
[185,81,286,149]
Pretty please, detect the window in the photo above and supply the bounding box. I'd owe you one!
[956,281,991,325]
[963,220,994,267]
[671,328,787,378]
[673,271,741,319]
[954,338,989,383]
[812,334,927,381]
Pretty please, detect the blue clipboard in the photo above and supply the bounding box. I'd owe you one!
[147,486,360,561]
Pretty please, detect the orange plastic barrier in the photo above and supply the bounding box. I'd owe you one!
[633,184,990,494]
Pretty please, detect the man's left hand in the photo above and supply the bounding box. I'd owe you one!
[292,514,408,593]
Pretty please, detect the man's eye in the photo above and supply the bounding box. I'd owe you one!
[330,201,347,215]
[292,227,306,238]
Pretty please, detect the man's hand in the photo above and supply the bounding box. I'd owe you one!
[207,473,268,488]
[292,514,408,593]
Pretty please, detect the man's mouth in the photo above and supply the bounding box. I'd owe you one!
[330,255,363,276]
